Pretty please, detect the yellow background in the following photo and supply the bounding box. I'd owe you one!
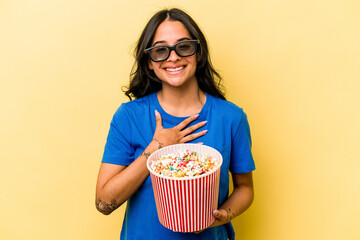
[1,0,359,239]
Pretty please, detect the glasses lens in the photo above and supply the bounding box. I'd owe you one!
[176,41,196,56]
[150,46,169,61]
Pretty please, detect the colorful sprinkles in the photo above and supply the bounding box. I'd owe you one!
[150,150,218,178]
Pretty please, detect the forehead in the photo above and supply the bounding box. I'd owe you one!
[152,20,191,44]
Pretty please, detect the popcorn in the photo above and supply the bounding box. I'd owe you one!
[150,150,218,178]
[147,144,223,232]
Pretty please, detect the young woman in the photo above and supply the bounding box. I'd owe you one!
[96,8,255,240]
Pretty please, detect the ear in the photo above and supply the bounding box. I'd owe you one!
[148,59,154,70]
[196,53,200,63]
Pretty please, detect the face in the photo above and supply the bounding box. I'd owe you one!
[148,20,198,89]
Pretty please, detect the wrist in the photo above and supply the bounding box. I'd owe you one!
[139,140,161,161]
[228,208,234,220]
[144,139,162,155]
[152,138,164,149]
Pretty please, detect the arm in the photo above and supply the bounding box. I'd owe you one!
[212,111,255,223]
[95,139,160,215]
[204,172,254,229]
[95,111,208,215]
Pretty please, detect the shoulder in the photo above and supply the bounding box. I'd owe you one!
[209,95,246,120]
[109,94,155,128]
[114,93,154,117]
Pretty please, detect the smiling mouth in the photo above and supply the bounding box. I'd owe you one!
[165,66,185,72]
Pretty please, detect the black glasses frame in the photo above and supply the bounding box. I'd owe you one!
[144,39,200,62]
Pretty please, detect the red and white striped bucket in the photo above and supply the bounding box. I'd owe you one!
[147,144,222,232]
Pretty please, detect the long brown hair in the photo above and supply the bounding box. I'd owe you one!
[124,8,225,100]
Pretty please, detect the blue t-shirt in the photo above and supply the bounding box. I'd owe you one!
[102,92,255,240]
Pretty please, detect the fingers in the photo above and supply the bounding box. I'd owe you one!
[154,110,163,130]
[180,129,208,143]
[192,209,230,234]
[174,114,199,130]
[180,120,207,137]
[214,209,228,222]
[193,209,228,233]
[154,111,207,145]
[175,115,208,143]
[213,209,231,223]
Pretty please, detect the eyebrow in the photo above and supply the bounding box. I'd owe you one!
[153,37,191,46]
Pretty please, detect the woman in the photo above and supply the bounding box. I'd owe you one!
[96,8,255,240]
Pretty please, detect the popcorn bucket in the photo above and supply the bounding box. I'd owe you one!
[147,144,223,232]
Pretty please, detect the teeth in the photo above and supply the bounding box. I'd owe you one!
[166,66,184,72]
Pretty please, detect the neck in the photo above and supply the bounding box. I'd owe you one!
[157,81,206,117]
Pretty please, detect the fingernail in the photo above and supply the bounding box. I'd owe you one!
[203,130,208,133]
[155,110,159,116]
[194,114,199,118]
[213,210,217,215]
[201,121,207,125]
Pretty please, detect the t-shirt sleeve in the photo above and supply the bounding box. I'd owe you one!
[230,110,256,173]
[101,104,134,165]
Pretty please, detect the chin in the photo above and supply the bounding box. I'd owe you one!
[165,82,185,88]
[161,77,185,87]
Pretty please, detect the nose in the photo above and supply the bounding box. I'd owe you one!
[167,49,181,61]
